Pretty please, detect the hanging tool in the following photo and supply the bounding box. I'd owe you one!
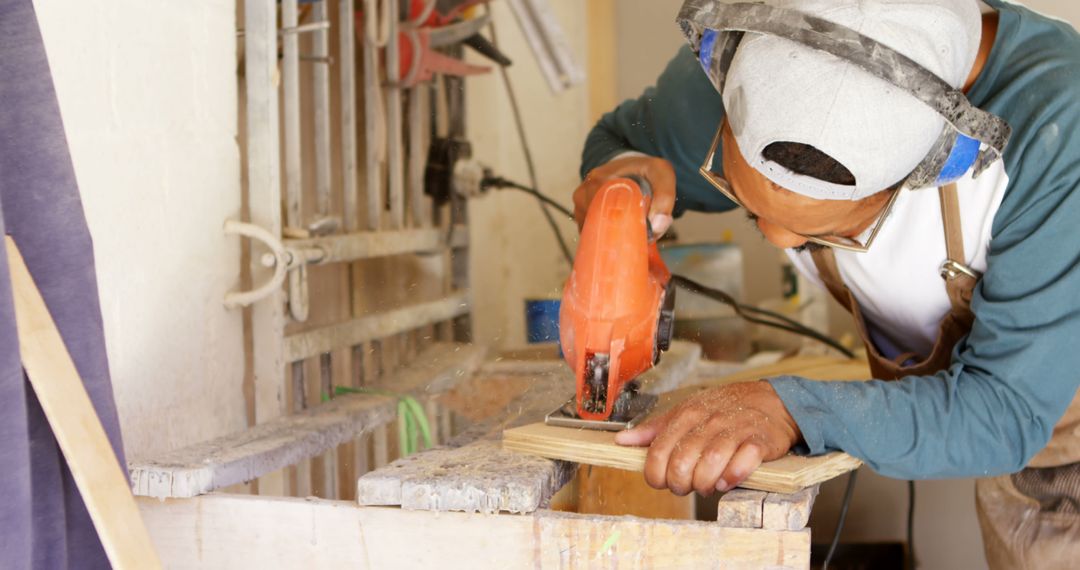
[545,177,676,431]
[395,15,493,86]
[403,0,488,27]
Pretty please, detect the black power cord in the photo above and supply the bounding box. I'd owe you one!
[823,469,859,570]
[908,480,916,570]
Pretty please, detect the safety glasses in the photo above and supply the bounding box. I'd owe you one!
[698,122,901,253]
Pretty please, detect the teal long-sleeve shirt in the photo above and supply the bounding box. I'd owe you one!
[581,0,1080,479]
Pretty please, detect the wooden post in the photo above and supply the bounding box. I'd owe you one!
[244,0,288,497]
[7,238,162,569]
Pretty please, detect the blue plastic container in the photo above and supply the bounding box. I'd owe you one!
[524,299,561,344]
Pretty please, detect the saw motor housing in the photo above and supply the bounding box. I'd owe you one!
[559,177,675,424]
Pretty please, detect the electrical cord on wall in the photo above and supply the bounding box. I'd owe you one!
[485,7,575,265]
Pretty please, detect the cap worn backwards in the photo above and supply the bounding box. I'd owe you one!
[723,0,983,200]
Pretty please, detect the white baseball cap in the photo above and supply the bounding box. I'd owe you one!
[721,0,983,200]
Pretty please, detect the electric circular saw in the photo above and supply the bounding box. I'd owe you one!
[545,176,676,431]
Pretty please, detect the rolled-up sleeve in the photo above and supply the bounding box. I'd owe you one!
[770,166,1080,479]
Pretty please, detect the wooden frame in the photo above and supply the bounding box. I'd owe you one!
[138,494,811,569]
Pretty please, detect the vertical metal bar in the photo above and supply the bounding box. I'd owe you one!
[407,87,427,227]
[282,0,303,229]
[385,0,405,229]
[245,0,287,496]
[340,0,360,232]
[362,0,383,231]
[313,0,333,219]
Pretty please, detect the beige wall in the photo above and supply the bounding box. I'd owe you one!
[466,0,586,349]
[609,1,1079,569]
[34,0,246,462]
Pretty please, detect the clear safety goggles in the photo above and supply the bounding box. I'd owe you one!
[699,121,900,253]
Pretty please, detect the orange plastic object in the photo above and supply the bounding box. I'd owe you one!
[559,178,671,421]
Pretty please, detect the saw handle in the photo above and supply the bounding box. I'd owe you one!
[623,174,661,243]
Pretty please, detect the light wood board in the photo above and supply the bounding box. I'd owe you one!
[503,356,869,494]
[7,237,162,569]
[502,422,861,494]
[139,493,810,569]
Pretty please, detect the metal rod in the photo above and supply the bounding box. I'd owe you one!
[313,0,333,219]
[282,0,303,230]
[280,21,332,36]
[340,0,359,233]
[284,225,467,266]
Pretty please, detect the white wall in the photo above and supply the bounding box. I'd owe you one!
[34,0,246,462]
[466,0,586,349]
[610,1,1079,569]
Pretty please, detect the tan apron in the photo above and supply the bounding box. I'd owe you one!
[810,184,1080,569]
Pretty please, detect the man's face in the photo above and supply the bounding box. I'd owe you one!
[719,120,894,251]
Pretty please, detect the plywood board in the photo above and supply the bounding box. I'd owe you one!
[503,356,868,494]
[502,422,861,494]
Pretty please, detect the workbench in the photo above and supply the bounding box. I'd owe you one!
[135,341,868,569]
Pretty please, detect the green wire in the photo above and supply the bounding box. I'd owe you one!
[402,395,433,449]
[334,385,433,456]
[398,399,412,455]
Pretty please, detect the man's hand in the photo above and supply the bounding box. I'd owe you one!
[574,156,676,237]
[615,381,802,496]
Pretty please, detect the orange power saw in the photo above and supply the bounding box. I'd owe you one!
[545,177,676,431]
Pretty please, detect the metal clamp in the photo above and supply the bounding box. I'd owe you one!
[940,259,980,281]
[223,220,327,322]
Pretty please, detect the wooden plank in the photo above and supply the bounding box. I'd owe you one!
[284,292,470,362]
[7,238,162,569]
[385,0,405,228]
[139,494,810,569]
[357,439,575,513]
[312,0,333,218]
[576,466,695,520]
[717,489,768,529]
[282,0,303,229]
[285,225,467,264]
[131,344,487,498]
[502,422,860,494]
[361,0,382,231]
[244,0,288,497]
[339,0,359,232]
[407,87,427,226]
[357,342,702,513]
[762,485,818,531]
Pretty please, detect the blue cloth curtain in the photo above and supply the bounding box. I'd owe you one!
[0,0,126,567]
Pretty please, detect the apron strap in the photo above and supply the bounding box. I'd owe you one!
[810,247,850,311]
[939,183,979,319]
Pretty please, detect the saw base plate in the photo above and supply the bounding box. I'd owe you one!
[543,393,658,431]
